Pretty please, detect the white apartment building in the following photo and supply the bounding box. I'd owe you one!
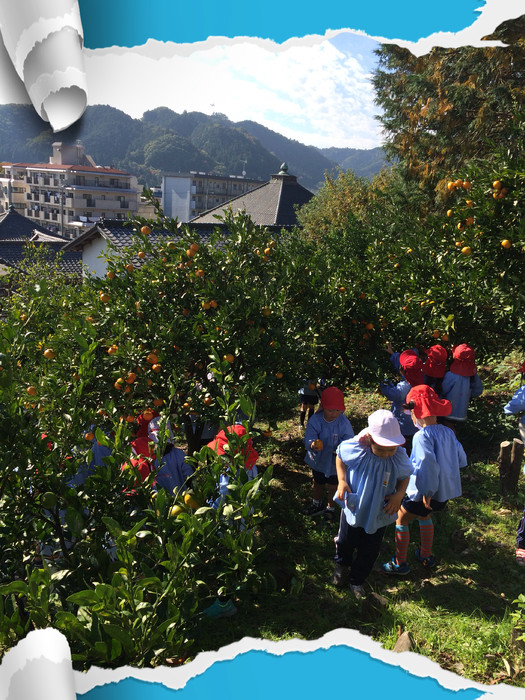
[162,171,263,222]
[0,142,139,239]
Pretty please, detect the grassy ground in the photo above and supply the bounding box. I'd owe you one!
[193,382,525,687]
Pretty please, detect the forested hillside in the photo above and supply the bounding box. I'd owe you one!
[0,104,387,191]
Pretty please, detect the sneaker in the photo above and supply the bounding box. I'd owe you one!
[350,584,365,599]
[516,549,525,567]
[331,563,349,587]
[203,598,237,619]
[415,548,436,568]
[381,558,410,575]
[304,500,325,517]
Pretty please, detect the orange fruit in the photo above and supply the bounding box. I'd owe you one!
[99,292,110,303]
[465,217,474,226]
[501,239,511,249]
[114,378,125,390]
[312,439,323,450]
[182,308,190,316]
[107,345,118,355]
[492,180,503,190]
[125,372,136,384]
[203,396,213,406]
[106,270,115,279]
[125,263,134,273]
[125,415,135,423]
[195,269,205,278]
[223,353,235,363]
[462,181,472,190]
[153,398,164,406]
[275,371,283,379]
[143,410,154,421]
[84,431,95,441]
[210,300,218,308]
[442,334,449,341]
[189,243,199,253]
[146,353,158,364]
[262,307,271,317]
[141,225,152,235]
[365,322,374,330]
[138,251,146,259]
[461,246,471,256]
[26,385,37,396]
[152,363,162,373]
[43,348,56,359]
[447,181,455,191]
[432,330,440,338]
[466,200,473,208]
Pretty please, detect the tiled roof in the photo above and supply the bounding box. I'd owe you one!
[189,168,314,228]
[61,219,172,253]
[0,207,54,241]
[0,207,82,275]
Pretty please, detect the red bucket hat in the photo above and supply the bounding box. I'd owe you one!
[422,345,448,378]
[399,351,425,387]
[406,384,452,419]
[450,344,477,377]
[320,386,345,411]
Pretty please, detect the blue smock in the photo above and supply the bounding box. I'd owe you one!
[406,424,467,501]
[304,411,354,477]
[336,439,413,533]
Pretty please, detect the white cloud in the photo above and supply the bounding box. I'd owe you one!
[84,34,383,149]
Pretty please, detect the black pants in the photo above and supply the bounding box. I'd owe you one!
[334,511,386,585]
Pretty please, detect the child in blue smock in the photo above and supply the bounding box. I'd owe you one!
[304,386,354,522]
[382,384,467,575]
[503,370,525,565]
[379,350,425,454]
[148,417,193,493]
[440,344,483,429]
[332,409,413,598]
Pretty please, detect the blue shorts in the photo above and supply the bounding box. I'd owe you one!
[312,469,337,486]
[402,496,448,518]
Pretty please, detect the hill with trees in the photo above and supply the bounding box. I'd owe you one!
[0,104,387,191]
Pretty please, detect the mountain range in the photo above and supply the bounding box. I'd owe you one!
[0,104,389,191]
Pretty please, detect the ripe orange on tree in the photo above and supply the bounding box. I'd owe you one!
[195,269,205,278]
[189,242,199,253]
[153,398,164,407]
[84,431,95,441]
[114,378,125,390]
[99,292,110,303]
[106,270,115,279]
[138,251,146,259]
[43,348,56,359]
[143,410,154,421]
[203,396,213,406]
[432,330,440,338]
[140,225,151,235]
[107,345,118,355]
[223,353,235,363]
[152,363,162,373]
[501,239,512,249]
[125,263,134,273]
[461,246,472,256]
[146,352,158,364]
[26,385,37,396]
[125,372,136,384]
[275,371,283,379]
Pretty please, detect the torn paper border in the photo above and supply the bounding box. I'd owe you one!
[0,0,87,131]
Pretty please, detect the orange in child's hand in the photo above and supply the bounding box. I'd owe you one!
[312,439,323,450]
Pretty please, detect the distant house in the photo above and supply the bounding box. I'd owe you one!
[61,218,171,277]
[188,163,314,233]
[0,205,82,277]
